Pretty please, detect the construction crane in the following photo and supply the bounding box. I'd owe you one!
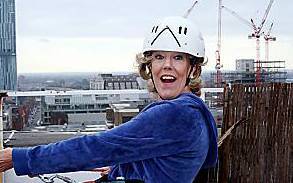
[183,0,224,87]
[263,22,276,62]
[215,0,223,87]
[183,0,198,18]
[222,0,274,85]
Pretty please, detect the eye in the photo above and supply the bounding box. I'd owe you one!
[173,55,184,61]
[154,54,164,60]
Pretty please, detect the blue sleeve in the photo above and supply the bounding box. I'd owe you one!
[12,100,205,176]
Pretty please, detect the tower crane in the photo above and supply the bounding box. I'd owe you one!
[222,0,274,85]
[183,0,198,18]
[215,0,223,87]
[263,22,276,63]
[183,0,224,87]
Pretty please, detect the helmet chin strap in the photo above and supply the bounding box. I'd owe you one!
[148,65,194,100]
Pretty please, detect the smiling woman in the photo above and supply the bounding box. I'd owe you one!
[0,16,218,183]
[137,16,205,100]
[150,51,191,99]
[138,51,204,100]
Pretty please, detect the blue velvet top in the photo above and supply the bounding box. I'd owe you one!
[12,92,218,183]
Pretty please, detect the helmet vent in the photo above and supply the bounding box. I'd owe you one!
[179,26,182,34]
[184,28,187,35]
[155,26,159,33]
[151,26,155,33]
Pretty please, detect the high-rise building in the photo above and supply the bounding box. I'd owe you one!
[236,59,254,72]
[0,0,17,90]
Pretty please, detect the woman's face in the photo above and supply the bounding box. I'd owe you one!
[151,51,192,100]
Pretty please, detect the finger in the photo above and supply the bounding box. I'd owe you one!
[91,167,110,172]
[100,172,109,176]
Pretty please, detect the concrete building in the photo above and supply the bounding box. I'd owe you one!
[90,74,104,90]
[106,103,140,128]
[0,0,17,90]
[90,73,142,90]
[236,59,254,72]
[7,90,152,127]
[41,90,150,125]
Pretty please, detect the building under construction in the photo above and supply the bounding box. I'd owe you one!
[211,59,287,86]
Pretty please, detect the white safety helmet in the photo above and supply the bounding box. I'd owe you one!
[143,16,205,59]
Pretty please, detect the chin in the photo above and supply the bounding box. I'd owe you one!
[159,93,179,100]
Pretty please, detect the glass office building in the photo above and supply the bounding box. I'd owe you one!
[0,0,17,91]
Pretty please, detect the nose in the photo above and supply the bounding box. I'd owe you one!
[162,56,173,70]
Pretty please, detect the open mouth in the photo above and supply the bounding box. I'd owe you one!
[160,75,176,83]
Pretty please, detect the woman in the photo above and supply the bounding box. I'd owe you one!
[0,16,217,183]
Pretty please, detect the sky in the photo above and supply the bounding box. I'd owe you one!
[15,0,293,73]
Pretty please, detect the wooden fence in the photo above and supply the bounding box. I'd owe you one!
[217,83,292,183]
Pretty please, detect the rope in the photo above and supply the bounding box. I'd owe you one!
[3,130,16,144]
[218,118,248,147]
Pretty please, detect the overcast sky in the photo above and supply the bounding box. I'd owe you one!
[15,0,293,73]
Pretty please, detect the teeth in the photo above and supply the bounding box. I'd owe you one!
[162,75,175,80]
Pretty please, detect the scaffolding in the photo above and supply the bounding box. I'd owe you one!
[258,60,287,82]
[210,60,287,86]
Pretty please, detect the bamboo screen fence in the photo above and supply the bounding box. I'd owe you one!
[217,83,292,183]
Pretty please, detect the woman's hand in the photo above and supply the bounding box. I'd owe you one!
[82,166,111,183]
[0,148,13,172]
[91,166,111,176]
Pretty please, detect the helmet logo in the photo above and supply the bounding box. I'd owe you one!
[150,26,181,47]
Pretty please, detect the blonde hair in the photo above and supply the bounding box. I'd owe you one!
[136,52,205,97]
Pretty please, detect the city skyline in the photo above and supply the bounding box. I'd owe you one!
[15,0,293,73]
